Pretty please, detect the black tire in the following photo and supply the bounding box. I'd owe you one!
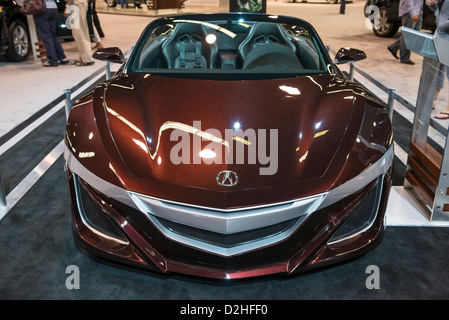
[363,0,376,17]
[327,0,339,4]
[4,19,30,62]
[372,7,400,37]
[106,0,117,7]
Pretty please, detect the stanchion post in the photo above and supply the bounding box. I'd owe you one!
[105,61,111,80]
[387,88,396,120]
[0,170,6,209]
[64,88,72,120]
[349,62,355,82]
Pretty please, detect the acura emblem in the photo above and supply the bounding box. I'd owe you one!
[216,170,239,187]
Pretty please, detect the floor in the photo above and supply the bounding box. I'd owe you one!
[1,0,449,300]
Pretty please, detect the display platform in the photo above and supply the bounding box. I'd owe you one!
[1,2,449,299]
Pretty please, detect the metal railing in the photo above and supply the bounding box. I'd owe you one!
[347,62,397,120]
[0,171,6,210]
[345,58,447,138]
[0,61,112,218]
[64,62,111,120]
[2,47,442,217]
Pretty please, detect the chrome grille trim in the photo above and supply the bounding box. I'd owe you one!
[146,213,309,257]
[129,192,327,235]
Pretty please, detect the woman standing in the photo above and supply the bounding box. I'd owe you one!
[65,0,95,66]
[33,0,70,67]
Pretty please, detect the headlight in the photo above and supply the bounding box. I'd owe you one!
[316,145,393,242]
[328,175,384,243]
[74,175,129,244]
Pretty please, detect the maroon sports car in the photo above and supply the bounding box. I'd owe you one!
[64,13,394,279]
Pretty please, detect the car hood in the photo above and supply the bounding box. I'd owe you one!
[99,73,364,204]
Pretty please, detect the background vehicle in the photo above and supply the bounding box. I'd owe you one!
[0,0,30,61]
[365,0,436,37]
[1,0,96,62]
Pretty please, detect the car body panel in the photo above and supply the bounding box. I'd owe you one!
[65,13,394,279]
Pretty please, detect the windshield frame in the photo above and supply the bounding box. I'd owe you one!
[124,13,335,79]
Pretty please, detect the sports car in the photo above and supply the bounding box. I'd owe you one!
[64,13,394,280]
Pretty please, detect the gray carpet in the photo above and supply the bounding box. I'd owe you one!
[1,157,449,300]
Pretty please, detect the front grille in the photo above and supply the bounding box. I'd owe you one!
[129,191,325,256]
[157,216,299,248]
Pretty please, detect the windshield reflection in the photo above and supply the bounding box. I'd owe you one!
[126,15,331,79]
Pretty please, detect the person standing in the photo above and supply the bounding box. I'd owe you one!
[33,0,69,67]
[87,0,104,50]
[91,24,104,51]
[65,0,95,66]
[88,0,104,38]
[117,0,129,8]
[426,0,449,119]
[387,0,423,65]
[340,0,346,14]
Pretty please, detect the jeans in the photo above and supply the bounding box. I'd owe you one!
[117,0,129,8]
[340,0,346,13]
[33,9,66,65]
[388,13,422,62]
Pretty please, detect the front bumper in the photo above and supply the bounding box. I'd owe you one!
[65,147,393,280]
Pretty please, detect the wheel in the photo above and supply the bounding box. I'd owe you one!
[106,0,117,7]
[4,20,30,62]
[372,7,399,37]
[327,0,339,4]
[364,0,376,17]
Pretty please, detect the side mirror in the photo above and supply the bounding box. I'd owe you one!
[335,47,367,64]
[93,47,125,64]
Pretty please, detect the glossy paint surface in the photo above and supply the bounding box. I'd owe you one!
[67,73,390,208]
[64,13,394,279]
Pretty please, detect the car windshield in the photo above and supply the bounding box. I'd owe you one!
[126,14,332,80]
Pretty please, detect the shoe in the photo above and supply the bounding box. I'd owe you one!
[42,62,58,67]
[435,112,449,120]
[401,60,415,65]
[59,59,70,65]
[74,60,95,66]
[93,43,104,50]
[387,46,399,59]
